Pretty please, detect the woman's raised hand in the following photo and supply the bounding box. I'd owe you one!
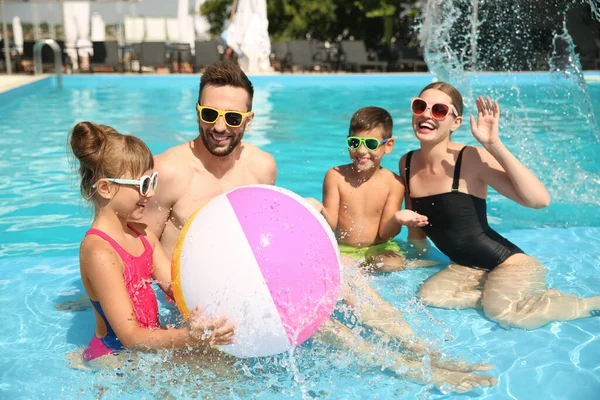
[470,96,501,146]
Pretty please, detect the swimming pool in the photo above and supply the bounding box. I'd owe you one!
[1,73,599,399]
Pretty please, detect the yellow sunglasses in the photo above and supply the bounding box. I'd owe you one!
[196,104,251,128]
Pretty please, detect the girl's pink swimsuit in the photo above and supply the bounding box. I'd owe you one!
[83,225,159,362]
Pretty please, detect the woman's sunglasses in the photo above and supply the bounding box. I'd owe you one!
[411,98,459,120]
[196,104,250,128]
[347,136,389,151]
[93,171,158,197]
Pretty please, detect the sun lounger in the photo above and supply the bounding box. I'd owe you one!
[340,40,387,72]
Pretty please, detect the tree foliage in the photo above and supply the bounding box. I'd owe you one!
[200,0,420,49]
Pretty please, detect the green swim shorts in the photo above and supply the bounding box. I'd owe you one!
[338,240,404,260]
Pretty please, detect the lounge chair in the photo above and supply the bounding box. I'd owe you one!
[194,40,221,71]
[139,41,169,72]
[340,40,387,72]
[90,41,121,72]
[397,46,428,72]
[286,40,325,71]
[270,41,290,71]
[168,42,193,73]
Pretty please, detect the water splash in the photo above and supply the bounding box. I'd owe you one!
[416,0,600,209]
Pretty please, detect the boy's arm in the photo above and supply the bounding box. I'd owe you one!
[322,169,340,231]
[378,173,405,240]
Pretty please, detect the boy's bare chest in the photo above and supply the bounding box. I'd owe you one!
[339,179,389,212]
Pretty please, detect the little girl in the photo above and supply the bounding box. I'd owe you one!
[69,121,234,364]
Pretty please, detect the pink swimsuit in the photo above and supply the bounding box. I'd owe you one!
[83,225,159,362]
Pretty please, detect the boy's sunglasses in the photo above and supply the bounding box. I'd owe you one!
[411,98,459,120]
[93,171,158,197]
[347,137,389,151]
[196,104,250,128]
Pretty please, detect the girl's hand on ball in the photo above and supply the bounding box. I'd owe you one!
[188,305,236,346]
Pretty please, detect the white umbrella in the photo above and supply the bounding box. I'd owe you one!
[12,16,23,54]
[177,0,195,53]
[90,12,105,42]
[62,0,92,70]
[227,0,271,73]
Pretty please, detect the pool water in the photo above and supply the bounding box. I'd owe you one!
[0,73,599,399]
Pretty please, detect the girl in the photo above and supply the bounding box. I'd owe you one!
[400,82,600,329]
[69,121,234,365]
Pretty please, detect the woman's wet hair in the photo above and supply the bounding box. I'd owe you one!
[69,121,154,201]
[420,81,464,116]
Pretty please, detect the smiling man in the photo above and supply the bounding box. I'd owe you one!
[143,60,277,257]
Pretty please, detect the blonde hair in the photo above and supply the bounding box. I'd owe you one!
[69,121,154,202]
[420,81,464,116]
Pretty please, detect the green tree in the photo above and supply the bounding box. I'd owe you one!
[200,0,420,49]
[199,0,230,38]
[267,0,337,41]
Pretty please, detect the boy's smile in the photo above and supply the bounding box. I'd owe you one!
[348,127,393,171]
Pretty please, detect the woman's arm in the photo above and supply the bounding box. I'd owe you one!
[81,237,234,350]
[470,96,550,208]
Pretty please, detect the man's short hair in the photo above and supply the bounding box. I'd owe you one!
[198,60,254,111]
[349,106,393,139]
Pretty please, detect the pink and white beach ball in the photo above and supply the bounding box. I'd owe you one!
[172,185,342,358]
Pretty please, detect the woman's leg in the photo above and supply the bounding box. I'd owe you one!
[418,265,488,309]
[482,254,600,329]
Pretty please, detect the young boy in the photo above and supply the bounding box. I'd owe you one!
[318,106,430,273]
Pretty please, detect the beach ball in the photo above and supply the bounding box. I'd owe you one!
[171,185,342,358]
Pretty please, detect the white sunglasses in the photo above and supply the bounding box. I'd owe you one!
[93,171,158,197]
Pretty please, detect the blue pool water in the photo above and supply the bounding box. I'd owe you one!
[0,73,599,399]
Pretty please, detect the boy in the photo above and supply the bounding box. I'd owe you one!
[319,106,430,272]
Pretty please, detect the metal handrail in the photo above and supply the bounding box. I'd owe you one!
[33,39,63,88]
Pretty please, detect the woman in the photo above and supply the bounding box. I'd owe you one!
[400,82,600,329]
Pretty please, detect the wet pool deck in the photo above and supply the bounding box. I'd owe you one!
[0,74,48,94]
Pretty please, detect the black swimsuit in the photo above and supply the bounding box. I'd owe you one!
[405,147,523,270]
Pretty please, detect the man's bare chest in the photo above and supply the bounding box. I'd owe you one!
[171,167,257,224]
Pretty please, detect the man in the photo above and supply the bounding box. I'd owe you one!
[144,60,277,257]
